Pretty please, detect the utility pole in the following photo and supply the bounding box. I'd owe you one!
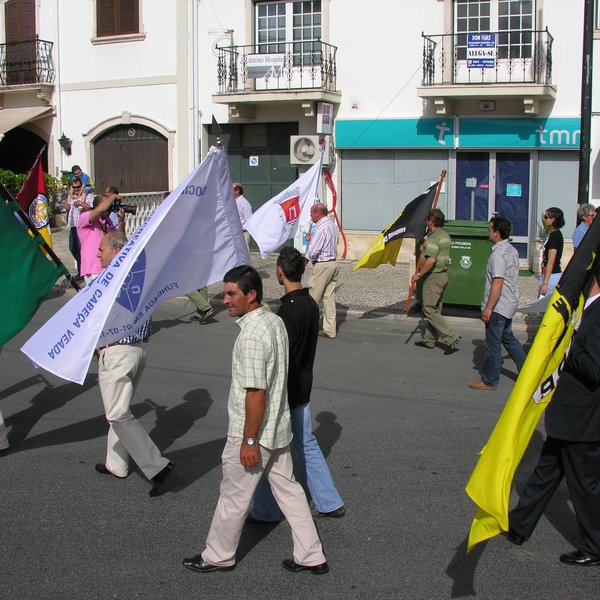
[578,0,594,205]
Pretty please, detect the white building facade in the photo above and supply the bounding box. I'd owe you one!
[0,0,598,266]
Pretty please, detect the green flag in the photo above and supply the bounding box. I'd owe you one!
[0,199,68,345]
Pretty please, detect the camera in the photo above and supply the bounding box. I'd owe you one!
[111,198,137,215]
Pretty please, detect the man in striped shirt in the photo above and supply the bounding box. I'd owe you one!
[305,203,339,339]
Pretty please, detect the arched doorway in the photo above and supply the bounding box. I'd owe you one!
[93,124,168,193]
[0,127,47,172]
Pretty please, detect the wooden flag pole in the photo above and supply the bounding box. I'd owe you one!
[403,169,447,314]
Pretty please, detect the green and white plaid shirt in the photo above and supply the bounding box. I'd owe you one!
[227,306,291,450]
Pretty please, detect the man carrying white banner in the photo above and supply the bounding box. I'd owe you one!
[244,159,322,259]
[22,147,250,385]
[94,230,173,497]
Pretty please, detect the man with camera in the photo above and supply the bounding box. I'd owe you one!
[76,189,126,284]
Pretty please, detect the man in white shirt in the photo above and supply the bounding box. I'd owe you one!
[233,183,253,249]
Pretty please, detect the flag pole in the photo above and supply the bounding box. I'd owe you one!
[403,169,446,314]
[1,184,81,291]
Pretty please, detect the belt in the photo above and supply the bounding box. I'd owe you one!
[312,259,336,265]
[97,342,120,352]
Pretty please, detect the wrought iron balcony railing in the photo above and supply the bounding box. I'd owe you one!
[0,38,55,86]
[421,28,553,87]
[215,40,337,94]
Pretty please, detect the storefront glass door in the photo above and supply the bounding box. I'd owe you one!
[455,151,531,261]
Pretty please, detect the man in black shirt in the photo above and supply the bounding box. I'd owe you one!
[249,247,345,520]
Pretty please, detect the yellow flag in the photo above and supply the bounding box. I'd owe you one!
[353,183,437,270]
[465,216,600,552]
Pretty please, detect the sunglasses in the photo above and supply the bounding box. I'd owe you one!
[72,185,82,190]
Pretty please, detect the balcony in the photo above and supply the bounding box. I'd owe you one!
[213,40,340,118]
[417,28,556,115]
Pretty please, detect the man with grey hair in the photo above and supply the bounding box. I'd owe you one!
[572,203,596,251]
[94,231,173,497]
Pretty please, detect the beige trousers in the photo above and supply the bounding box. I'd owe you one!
[308,261,339,338]
[98,344,169,479]
[202,436,326,567]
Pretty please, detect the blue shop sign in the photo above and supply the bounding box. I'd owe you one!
[335,118,455,149]
[459,117,580,149]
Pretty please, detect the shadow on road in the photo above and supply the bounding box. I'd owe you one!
[7,375,98,448]
[148,388,213,451]
[313,411,342,459]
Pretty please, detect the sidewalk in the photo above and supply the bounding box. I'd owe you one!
[49,226,541,327]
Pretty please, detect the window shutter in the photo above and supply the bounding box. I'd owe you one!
[97,0,116,37]
[119,0,139,34]
[97,0,138,37]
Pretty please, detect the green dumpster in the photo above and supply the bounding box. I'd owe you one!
[443,220,491,307]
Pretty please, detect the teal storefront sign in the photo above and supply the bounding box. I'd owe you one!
[335,118,455,149]
[459,117,580,149]
[335,117,581,150]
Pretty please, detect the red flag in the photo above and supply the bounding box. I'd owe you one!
[16,146,52,248]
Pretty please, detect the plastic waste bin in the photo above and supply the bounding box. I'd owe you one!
[443,220,491,306]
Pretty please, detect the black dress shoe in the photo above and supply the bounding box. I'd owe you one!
[182,555,235,573]
[504,528,525,546]
[559,550,600,566]
[281,558,329,574]
[311,505,346,519]
[149,462,174,497]
[94,463,127,479]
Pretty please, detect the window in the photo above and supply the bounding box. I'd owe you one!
[256,1,322,64]
[455,0,534,60]
[97,0,139,37]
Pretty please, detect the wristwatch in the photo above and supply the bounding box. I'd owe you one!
[244,437,256,446]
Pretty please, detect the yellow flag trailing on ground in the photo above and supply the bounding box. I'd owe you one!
[465,215,600,552]
[353,182,438,270]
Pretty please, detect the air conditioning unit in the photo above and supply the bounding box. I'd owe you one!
[290,135,332,166]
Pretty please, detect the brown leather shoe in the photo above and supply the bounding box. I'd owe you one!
[468,380,497,391]
[318,330,333,338]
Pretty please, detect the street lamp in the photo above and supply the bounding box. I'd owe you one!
[58,133,72,156]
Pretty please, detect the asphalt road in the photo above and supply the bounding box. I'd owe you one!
[1,293,599,599]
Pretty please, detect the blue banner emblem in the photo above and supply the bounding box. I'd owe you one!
[116,250,146,312]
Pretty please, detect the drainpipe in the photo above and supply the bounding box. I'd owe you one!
[54,0,64,177]
[577,0,594,205]
[189,0,200,167]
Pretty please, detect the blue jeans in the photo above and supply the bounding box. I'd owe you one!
[68,227,81,275]
[250,402,343,520]
[482,312,527,387]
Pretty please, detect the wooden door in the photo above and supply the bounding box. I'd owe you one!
[4,0,36,84]
[94,125,168,193]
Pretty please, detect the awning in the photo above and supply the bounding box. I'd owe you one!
[0,106,53,135]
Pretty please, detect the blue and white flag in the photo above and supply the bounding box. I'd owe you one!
[244,159,322,258]
[21,147,249,384]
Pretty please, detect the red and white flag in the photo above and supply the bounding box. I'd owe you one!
[244,159,322,258]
